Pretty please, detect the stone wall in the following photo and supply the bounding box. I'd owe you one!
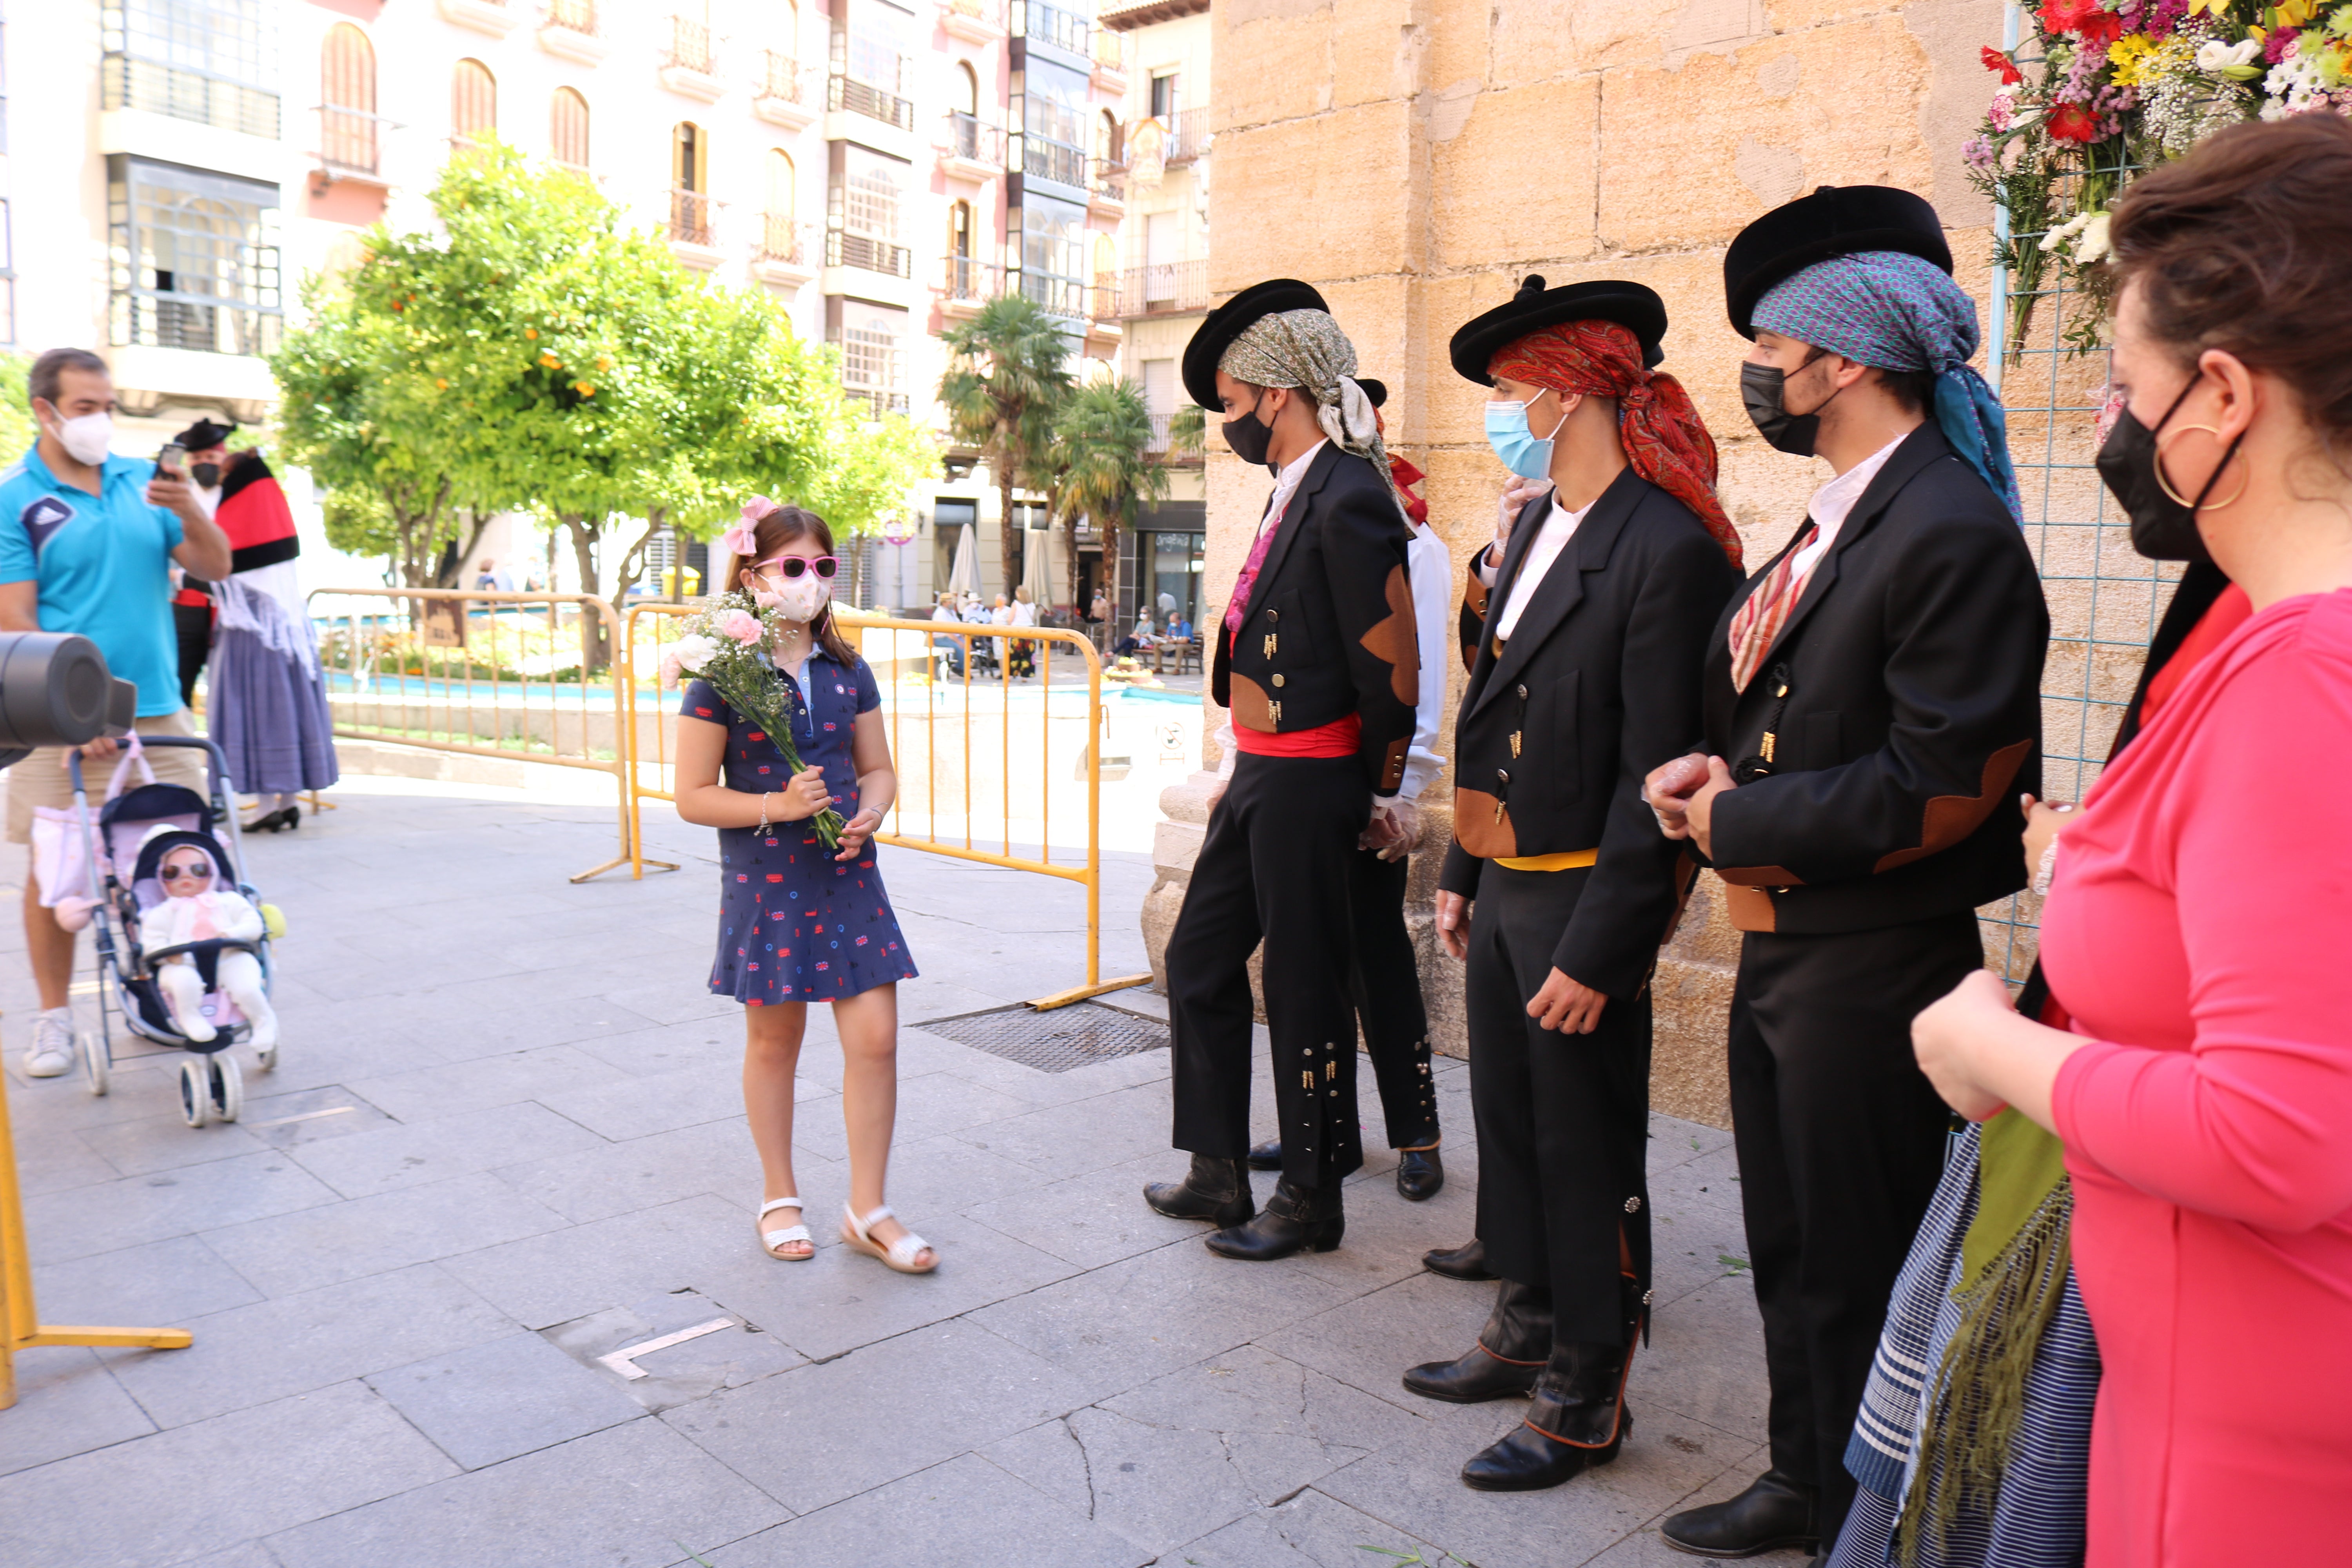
[1144,0,2009,1129]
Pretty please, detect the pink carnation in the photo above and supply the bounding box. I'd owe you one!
[720,608,762,643]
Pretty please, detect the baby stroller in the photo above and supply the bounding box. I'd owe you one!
[67,735,280,1127]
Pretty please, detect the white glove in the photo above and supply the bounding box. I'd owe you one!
[1361,797,1422,860]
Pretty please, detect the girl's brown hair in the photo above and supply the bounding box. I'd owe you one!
[2107,115,2352,462]
[729,502,858,666]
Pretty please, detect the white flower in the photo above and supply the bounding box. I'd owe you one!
[2040,212,2092,254]
[670,632,720,675]
[2195,38,2261,76]
[2073,211,2113,265]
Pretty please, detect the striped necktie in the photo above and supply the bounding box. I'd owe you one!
[1727,523,1818,693]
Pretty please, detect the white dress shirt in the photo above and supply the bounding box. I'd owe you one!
[1479,493,1597,641]
[1256,438,1327,543]
[1399,518,1452,802]
[1790,432,1907,578]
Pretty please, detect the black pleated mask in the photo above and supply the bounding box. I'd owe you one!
[2094,377,2243,564]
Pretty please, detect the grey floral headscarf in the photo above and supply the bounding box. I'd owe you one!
[1217,309,1410,520]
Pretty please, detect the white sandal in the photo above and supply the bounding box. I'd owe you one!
[758,1197,813,1261]
[840,1202,938,1274]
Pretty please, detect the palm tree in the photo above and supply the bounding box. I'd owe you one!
[938,294,1074,597]
[1053,378,1168,623]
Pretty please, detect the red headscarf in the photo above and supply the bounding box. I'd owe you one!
[1489,321,1742,569]
[1368,404,1429,524]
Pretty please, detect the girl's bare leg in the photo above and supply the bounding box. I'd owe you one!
[834,983,934,1267]
[744,1001,812,1258]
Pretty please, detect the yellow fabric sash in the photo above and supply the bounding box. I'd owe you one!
[1494,848,1599,872]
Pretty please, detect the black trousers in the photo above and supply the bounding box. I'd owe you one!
[1467,864,1651,1344]
[174,600,212,709]
[1345,846,1440,1151]
[1167,752,1368,1191]
[1729,910,1980,1543]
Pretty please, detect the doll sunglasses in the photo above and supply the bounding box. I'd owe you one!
[160,855,215,886]
[752,555,838,581]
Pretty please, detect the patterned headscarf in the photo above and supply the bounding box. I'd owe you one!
[1490,321,1743,569]
[1217,308,1413,523]
[1751,251,2023,523]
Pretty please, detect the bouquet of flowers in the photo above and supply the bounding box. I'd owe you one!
[1971,0,2352,349]
[659,588,846,849]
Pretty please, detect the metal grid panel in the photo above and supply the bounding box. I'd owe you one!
[1980,162,2176,985]
[918,1001,1170,1073]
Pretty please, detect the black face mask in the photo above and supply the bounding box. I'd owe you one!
[191,462,222,490]
[1741,353,1844,458]
[1221,390,1276,472]
[2093,377,2242,564]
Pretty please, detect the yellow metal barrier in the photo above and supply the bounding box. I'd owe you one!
[307,587,677,884]
[619,603,1149,1010]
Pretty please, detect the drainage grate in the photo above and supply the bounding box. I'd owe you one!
[916,1001,1171,1074]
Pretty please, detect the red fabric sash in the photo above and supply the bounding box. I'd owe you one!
[1233,713,1360,758]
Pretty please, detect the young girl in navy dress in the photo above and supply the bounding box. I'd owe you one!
[673,503,935,1274]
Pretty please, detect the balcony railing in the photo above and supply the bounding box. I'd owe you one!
[827,229,912,278]
[944,111,1004,167]
[946,0,1008,27]
[1090,158,1125,203]
[1022,134,1087,189]
[1091,281,1122,322]
[760,213,809,265]
[669,187,717,246]
[757,51,810,105]
[102,53,280,139]
[840,386,912,419]
[1145,412,1203,463]
[942,254,1001,301]
[1164,106,1211,164]
[1118,260,1210,316]
[664,15,714,73]
[1021,0,1090,55]
[543,0,597,33]
[829,72,914,131]
[315,103,392,178]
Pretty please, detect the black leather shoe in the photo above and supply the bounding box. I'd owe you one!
[1460,1339,1631,1492]
[1143,1155,1254,1229]
[1246,1140,1283,1172]
[1403,1278,1549,1403]
[1205,1178,1342,1260]
[1659,1469,1820,1558]
[1423,1238,1495,1281]
[1396,1145,1444,1201]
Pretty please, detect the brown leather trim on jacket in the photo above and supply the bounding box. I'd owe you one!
[1379,735,1409,792]
[1452,788,1517,859]
[1361,563,1420,706]
[1721,882,1777,932]
[1230,672,1278,732]
[1714,864,1806,887]
[1872,739,2034,875]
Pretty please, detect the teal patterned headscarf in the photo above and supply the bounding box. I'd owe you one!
[1752,252,2022,523]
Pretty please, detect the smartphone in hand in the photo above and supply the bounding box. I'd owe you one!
[154,441,187,479]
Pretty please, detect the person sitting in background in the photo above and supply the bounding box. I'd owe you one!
[1907,115,2352,1568]
[929,590,965,678]
[1115,612,1154,658]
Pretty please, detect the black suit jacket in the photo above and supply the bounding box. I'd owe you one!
[1213,443,1420,795]
[1701,423,2048,935]
[1439,469,1741,999]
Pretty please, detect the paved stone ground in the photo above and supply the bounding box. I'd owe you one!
[0,769,1801,1568]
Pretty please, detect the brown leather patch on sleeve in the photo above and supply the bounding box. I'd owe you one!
[1464,563,1489,621]
[1380,735,1409,791]
[1714,865,1806,887]
[1721,882,1778,933]
[1230,672,1278,732]
[1359,563,1420,706]
[1453,788,1518,859]
[1873,739,2034,875]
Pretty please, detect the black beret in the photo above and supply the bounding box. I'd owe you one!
[172,417,238,450]
[1448,277,1670,385]
[1724,184,1952,339]
[1356,377,1387,408]
[1181,278,1329,410]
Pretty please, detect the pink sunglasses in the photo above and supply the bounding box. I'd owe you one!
[754,556,838,581]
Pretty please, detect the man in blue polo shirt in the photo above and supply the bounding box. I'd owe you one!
[1,347,232,1076]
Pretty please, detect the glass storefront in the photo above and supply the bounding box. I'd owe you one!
[1147,530,1204,634]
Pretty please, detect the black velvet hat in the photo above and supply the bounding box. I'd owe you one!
[172,417,238,450]
[1448,277,1670,385]
[1723,184,1952,339]
[1356,377,1387,408]
[1181,277,1330,410]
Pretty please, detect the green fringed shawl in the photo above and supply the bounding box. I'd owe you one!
[1896,1110,2073,1567]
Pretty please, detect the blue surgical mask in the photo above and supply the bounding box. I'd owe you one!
[1484,399,1568,480]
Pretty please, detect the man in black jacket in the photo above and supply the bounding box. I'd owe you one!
[1396,279,1744,1492]
[1647,187,2047,1561]
[1145,281,1422,1262]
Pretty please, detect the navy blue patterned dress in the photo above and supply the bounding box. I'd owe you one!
[681,653,918,1005]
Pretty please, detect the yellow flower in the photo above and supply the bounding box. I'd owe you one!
[2276,0,2319,26]
[2109,33,2159,84]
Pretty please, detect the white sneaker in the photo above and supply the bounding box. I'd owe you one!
[21,1009,74,1077]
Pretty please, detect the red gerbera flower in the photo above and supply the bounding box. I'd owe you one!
[1982,45,2025,85]
[2045,101,2103,142]
[2038,0,2123,44]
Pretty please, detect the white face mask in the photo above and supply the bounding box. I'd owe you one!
[771,573,831,623]
[45,408,115,466]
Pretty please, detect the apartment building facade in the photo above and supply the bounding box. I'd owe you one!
[2,0,1126,607]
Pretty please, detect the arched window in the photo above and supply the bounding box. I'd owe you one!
[551,87,590,168]
[957,61,980,116]
[321,24,376,172]
[1097,108,1122,163]
[452,58,496,146]
[949,200,973,259]
[671,122,711,243]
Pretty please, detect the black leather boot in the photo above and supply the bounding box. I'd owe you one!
[1423,1237,1495,1280]
[1395,1144,1444,1201]
[1245,1139,1283,1171]
[1460,1339,1632,1492]
[1143,1155,1254,1228]
[1403,1278,1549,1403]
[1658,1468,1819,1558]
[1205,1178,1343,1260]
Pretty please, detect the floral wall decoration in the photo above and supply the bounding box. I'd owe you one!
[1971,0,2352,350]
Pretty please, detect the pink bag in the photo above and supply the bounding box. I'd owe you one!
[29,738,152,932]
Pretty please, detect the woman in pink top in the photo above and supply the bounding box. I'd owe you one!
[1910,117,2352,1566]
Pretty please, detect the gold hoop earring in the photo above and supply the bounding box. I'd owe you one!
[2153,425,2249,511]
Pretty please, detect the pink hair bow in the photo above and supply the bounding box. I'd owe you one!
[721,496,773,557]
